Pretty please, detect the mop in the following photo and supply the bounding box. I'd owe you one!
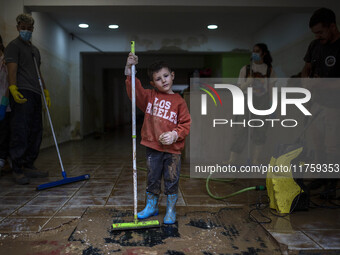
[112,41,160,230]
[33,54,90,191]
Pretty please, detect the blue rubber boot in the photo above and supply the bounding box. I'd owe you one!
[137,192,159,219]
[164,194,178,224]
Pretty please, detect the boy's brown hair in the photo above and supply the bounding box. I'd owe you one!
[147,61,172,81]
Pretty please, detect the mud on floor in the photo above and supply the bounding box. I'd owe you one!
[0,206,282,254]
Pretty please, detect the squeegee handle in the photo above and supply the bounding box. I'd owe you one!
[131,41,138,222]
[32,54,66,178]
[131,41,135,54]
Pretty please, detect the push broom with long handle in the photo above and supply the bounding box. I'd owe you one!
[33,53,90,190]
[112,41,160,230]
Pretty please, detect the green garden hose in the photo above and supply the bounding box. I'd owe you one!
[137,165,265,200]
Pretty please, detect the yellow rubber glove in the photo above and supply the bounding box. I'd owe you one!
[44,89,51,108]
[9,85,27,104]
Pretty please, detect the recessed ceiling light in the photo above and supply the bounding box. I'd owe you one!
[79,24,89,28]
[207,24,218,30]
[108,24,119,29]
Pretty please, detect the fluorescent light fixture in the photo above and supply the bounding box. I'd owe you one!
[78,23,89,28]
[207,24,218,30]
[108,24,119,29]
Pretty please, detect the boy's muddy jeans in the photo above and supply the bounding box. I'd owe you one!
[145,147,181,195]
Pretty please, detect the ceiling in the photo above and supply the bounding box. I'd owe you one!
[29,5,320,37]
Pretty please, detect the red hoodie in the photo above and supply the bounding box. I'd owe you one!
[126,76,191,154]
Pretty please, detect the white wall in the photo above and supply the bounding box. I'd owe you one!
[0,0,24,45]
[31,12,73,147]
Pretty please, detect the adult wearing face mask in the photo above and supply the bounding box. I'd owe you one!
[4,13,50,184]
[227,43,276,165]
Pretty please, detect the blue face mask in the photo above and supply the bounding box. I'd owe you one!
[19,30,32,41]
[252,52,261,62]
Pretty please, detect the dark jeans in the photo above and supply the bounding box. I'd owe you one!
[10,89,42,173]
[145,147,181,195]
[0,113,10,160]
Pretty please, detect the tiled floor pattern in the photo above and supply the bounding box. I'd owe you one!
[257,206,340,252]
[0,131,338,253]
[0,131,229,234]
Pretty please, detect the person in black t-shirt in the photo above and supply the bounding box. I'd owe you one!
[5,14,50,184]
[301,8,340,198]
[302,8,340,78]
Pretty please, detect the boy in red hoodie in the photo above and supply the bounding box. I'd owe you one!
[125,53,191,224]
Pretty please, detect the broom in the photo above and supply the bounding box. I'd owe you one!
[33,54,90,191]
[112,41,160,230]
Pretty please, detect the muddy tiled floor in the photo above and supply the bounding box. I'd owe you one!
[0,129,339,254]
